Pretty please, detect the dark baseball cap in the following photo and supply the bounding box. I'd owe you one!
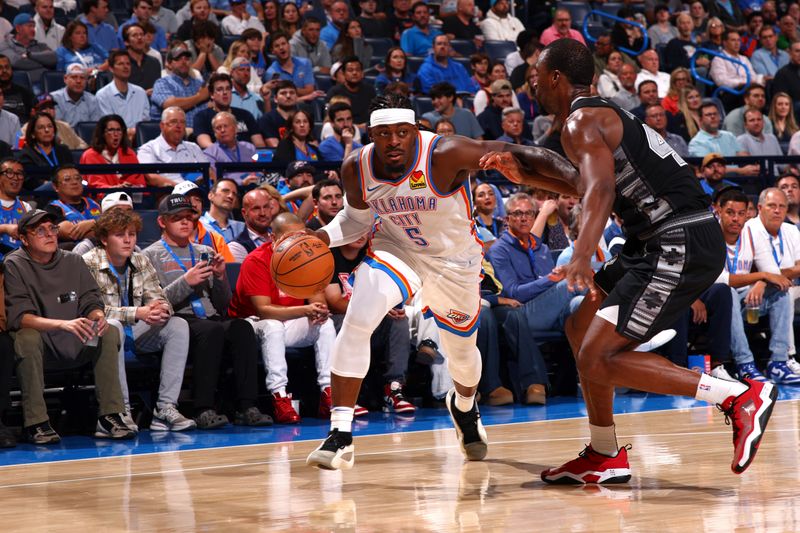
[158,194,196,215]
[167,47,192,61]
[286,160,315,180]
[17,209,61,234]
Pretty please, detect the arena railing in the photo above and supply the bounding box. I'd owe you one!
[690,48,751,99]
[582,10,649,56]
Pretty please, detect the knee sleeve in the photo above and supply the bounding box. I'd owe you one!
[330,262,406,379]
[439,330,482,389]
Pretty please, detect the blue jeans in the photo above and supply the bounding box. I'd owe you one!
[521,280,583,332]
[730,286,792,364]
[487,304,550,394]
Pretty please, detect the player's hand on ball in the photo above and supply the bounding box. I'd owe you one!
[479,151,524,184]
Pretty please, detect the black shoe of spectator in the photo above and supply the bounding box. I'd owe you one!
[195,409,229,430]
[234,406,273,426]
[0,421,16,448]
[24,421,60,445]
[94,414,136,440]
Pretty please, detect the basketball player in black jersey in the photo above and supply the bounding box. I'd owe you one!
[481,38,777,483]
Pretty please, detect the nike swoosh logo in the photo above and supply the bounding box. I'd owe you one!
[366,184,381,192]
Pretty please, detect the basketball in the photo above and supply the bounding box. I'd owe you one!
[270,233,335,299]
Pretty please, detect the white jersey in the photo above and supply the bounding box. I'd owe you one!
[357,130,482,259]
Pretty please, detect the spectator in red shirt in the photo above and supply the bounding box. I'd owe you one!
[80,114,146,189]
[228,212,335,424]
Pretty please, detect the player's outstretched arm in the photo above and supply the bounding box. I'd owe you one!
[435,135,581,196]
[315,150,374,247]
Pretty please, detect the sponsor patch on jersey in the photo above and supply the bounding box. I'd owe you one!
[447,309,471,325]
[409,170,426,190]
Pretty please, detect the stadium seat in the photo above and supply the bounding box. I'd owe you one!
[560,1,593,29]
[94,71,113,91]
[75,122,97,145]
[365,38,393,59]
[484,40,517,62]
[453,57,471,71]
[460,96,474,112]
[407,56,424,72]
[42,71,66,94]
[313,123,323,140]
[450,39,476,57]
[135,121,161,147]
[11,71,31,92]
[137,210,161,248]
[221,35,240,54]
[413,96,433,116]
[315,74,332,92]
[226,262,241,287]
[312,97,326,123]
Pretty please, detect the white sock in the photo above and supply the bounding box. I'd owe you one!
[454,391,475,412]
[330,407,354,433]
[695,373,748,405]
[274,387,287,397]
[589,424,619,457]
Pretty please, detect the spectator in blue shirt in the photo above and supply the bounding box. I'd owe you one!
[117,0,168,51]
[320,1,349,50]
[50,63,103,128]
[375,46,418,93]
[750,25,788,78]
[55,20,108,71]
[265,31,323,103]
[418,34,480,94]
[400,2,442,57]
[79,0,118,53]
[150,47,209,125]
[318,102,362,161]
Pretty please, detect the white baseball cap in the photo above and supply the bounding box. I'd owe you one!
[172,181,201,196]
[101,191,134,212]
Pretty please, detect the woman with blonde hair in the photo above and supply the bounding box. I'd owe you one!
[769,92,799,144]
[662,67,692,115]
[676,86,703,141]
[218,39,262,93]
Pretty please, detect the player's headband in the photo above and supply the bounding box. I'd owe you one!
[369,109,416,127]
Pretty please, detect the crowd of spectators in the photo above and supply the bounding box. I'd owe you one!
[0,0,799,450]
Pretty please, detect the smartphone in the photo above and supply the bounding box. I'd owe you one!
[271,73,280,81]
[200,252,210,265]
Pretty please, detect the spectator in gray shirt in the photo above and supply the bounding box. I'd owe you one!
[610,63,640,112]
[150,0,179,35]
[0,14,57,84]
[0,87,20,146]
[290,16,331,74]
[50,63,103,128]
[737,108,783,158]
[644,103,690,159]
[421,82,484,139]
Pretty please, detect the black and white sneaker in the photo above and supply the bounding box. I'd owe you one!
[306,429,355,470]
[24,420,60,445]
[445,388,488,461]
[95,414,136,440]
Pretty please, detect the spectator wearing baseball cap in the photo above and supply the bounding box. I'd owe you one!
[171,181,236,263]
[699,152,738,198]
[50,63,103,129]
[0,12,57,84]
[143,194,273,430]
[477,79,533,141]
[472,70,522,116]
[71,192,137,257]
[19,93,88,151]
[149,46,209,125]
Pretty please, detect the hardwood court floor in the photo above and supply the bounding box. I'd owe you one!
[0,400,798,533]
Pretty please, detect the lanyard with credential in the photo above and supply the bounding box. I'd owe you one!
[727,235,741,273]
[161,239,208,318]
[770,229,784,267]
[524,237,539,274]
[37,146,58,167]
[106,261,136,357]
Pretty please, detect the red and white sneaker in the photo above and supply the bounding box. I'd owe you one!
[383,382,416,414]
[718,378,777,474]
[353,404,369,417]
[272,392,300,424]
[541,445,632,485]
[319,386,333,419]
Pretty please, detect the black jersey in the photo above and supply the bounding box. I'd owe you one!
[569,96,710,239]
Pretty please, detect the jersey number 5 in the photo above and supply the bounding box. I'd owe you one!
[404,227,430,247]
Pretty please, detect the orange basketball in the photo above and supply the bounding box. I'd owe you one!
[270,234,335,299]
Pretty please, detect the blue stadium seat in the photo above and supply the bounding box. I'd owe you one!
[450,39,476,56]
[313,123,323,140]
[42,71,65,94]
[407,56,424,72]
[460,96,474,112]
[226,262,241,287]
[222,35,240,54]
[135,121,161,147]
[453,57,471,72]
[484,40,517,62]
[413,96,433,116]
[365,38,393,59]
[315,74,332,92]
[94,70,113,92]
[560,1,593,29]
[12,71,31,92]
[75,122,97,145]
[137,210,161,248]
[312,97,326,123]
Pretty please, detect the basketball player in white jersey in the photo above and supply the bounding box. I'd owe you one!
[305,94,577,470]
